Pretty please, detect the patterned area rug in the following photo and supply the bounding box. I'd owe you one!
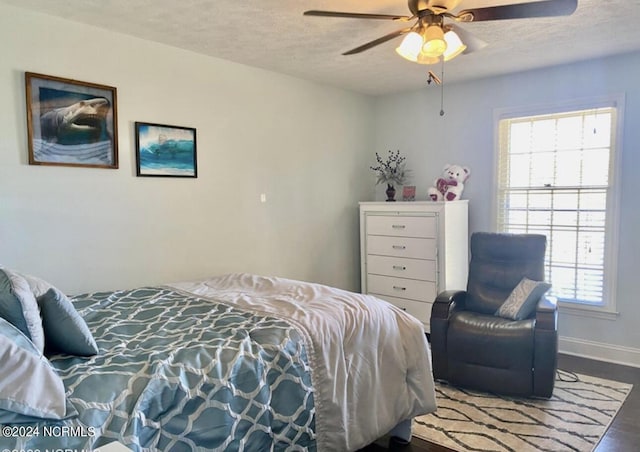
[413,371,632,452]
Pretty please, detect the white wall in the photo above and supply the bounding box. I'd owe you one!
[374,52,640,366]
[0,4,375,294]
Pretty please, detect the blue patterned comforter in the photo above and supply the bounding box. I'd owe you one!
[2,286,316,451]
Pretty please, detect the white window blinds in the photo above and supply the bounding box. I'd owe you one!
[497,107,617,306]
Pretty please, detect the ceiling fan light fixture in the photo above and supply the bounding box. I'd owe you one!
[395,31,423,62]
[443,30,467,61]
[421,25,447,58]
[306,0,581,67]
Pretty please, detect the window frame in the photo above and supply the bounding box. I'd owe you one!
[492,95,625,318]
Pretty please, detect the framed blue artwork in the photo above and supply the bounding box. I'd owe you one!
[135,122,197,178]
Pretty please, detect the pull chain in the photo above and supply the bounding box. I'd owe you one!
[426,65,445,116]
[439,60,445,116]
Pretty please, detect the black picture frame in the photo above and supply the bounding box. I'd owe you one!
[135,122,197,178]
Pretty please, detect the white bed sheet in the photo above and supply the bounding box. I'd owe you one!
[169,273,436,451]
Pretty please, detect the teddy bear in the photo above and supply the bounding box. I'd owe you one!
[428,164,470,201]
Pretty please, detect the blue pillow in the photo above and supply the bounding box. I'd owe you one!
[0,317,77,423]
[38,288,99,357]
[0,268,45,352]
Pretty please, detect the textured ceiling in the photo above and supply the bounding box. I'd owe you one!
[3,0,640,95]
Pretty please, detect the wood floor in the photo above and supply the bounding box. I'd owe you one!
[360,353,640,452]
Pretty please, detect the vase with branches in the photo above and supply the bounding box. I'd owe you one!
[370,150,410,202]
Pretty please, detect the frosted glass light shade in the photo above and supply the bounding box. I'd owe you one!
[443,30,467,61]
[395,31,424,62]
[421,25,447,58]
[416,53,440,65]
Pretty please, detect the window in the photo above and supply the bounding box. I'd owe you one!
[496,98,623,313]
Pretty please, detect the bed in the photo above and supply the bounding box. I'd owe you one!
[0,271,436,451]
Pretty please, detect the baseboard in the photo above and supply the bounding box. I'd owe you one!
[559,335,640,368]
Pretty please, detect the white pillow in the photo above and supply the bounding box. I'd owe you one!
[0,317,77,422]
[18,271,55,298]
[495,277,551,321]
[0,267,45,352]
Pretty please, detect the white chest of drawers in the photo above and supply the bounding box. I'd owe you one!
[359,201,469,332]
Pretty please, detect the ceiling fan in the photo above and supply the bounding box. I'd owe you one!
[304,0,578,64]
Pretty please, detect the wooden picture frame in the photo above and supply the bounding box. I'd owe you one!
[135,122,197,178]
[25,72,118,169]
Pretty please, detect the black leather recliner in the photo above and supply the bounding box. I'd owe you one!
[430,232,558,398]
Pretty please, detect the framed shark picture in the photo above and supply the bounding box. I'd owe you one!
[25,72,118,169]
[135,122,197,178]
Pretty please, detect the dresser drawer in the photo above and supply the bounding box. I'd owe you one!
[366,235,436,259]
[366,215,436,238]
[367,274,435,302]
[366,255,436,281]
[369,294,432,330]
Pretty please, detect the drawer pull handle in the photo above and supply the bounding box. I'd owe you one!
[393,286,407,291]
[392,224,406,229]
[392,245,406,250]
[392,265,407,271]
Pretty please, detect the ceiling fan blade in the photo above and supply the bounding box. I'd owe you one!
[448,24,488,54]
[342,28,412,55]
[303,10,411,21]
[457,0,577,22]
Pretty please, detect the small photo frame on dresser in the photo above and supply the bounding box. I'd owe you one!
[402,186,416,201]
